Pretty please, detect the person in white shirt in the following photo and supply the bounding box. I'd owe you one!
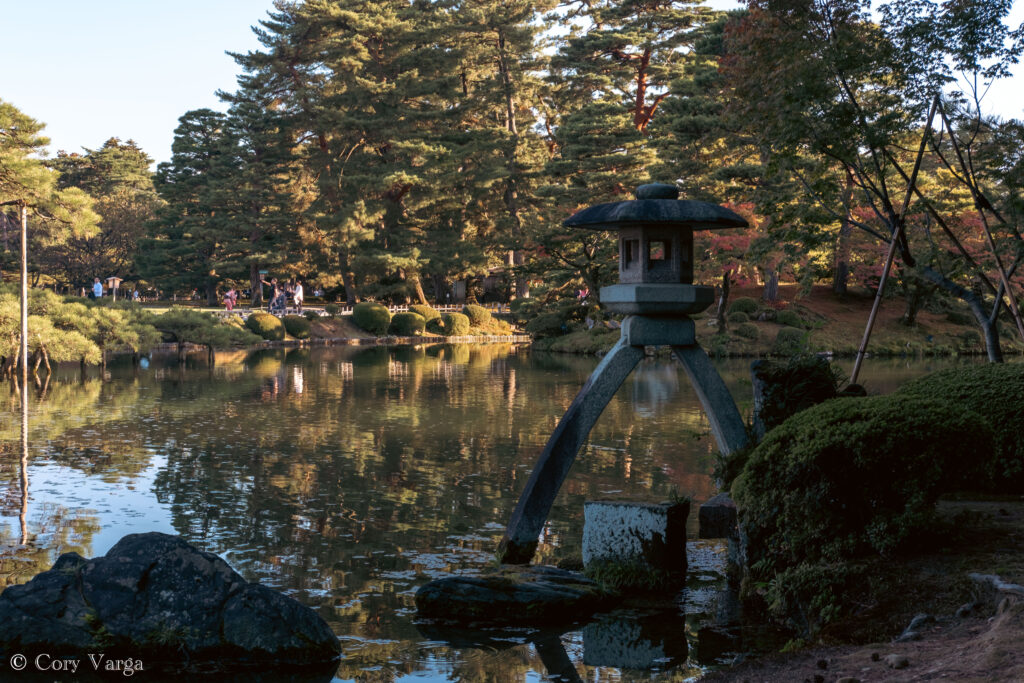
[293,280,304,313]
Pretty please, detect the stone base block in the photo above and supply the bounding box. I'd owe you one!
[582,500,689,577]
[698,492,738,539]
[599,284,714,315]
[621,315,695,346]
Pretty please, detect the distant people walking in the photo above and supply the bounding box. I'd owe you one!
[92,278,103,299]
[224,287,237,311]
[261,276,285,314]
[293,280,304,313]
[132,288,140,302]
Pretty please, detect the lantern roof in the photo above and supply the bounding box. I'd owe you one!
[563,183,748,231]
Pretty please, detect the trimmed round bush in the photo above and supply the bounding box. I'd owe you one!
[352,302,391,336]
[896,363,1024,492]
[245,311,285,341]
[728,296,759,315]
[324,303,341,317]
[525,313,566,339]
[425,317,445,335]
[303,310,320,322]
[736,322,759,340]
[409,304,440,322]
[773,327,806,356]
[728,311,750,323]
[462,303,492,327]
[388,312,427,336]
[282,314,311,339]
[442,312,471,336]
[776,309,804,328]
[733,394,993,575]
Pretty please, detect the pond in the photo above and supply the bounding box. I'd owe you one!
[0,345,988,681]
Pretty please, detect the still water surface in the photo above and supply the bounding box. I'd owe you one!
[0,345,984,681]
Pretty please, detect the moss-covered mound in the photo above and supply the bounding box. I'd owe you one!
[245,311,286,341]
[732,394,994,634]
[734,395,991,573]
[352,302,391,336]
[896,363,1024,492]
[388,312,426,336]
[282,314,311,339]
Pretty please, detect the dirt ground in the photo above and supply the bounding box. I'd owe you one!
[703,500,1024,682]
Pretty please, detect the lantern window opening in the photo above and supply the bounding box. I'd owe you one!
[648,239,669,262]
[622,239,640,268]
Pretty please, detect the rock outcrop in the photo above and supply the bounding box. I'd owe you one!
[415,565,616,624]
[0,533,341,670]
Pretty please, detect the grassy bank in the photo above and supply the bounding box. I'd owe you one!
[532,284,1024,357]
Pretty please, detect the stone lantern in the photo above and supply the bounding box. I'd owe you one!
[498,183,751,565]
[105,276,124,302]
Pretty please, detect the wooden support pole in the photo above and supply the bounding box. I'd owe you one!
[851,96,939,384]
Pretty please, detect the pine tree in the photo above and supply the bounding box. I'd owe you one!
[45,138,161,288]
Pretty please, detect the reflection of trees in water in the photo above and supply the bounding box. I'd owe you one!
[140,345,722,651]
[0,500,101,588]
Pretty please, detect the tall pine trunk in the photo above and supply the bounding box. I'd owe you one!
[496,27,529,300]
[250,263,263,306]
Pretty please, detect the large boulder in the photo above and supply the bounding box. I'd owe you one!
[0,533,340,670]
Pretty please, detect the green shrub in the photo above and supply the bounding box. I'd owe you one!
[896,364,1024,492]
[409,304,440,322]
[525,313,566,339]
[728,311,750,324]
[776,309,804,328]
[155,308,261,349]
[303,310,320,322]
[425,317,445,335]
[324,303,341,317]
[728,296,759,315]
[282,314,311,339]
[388,312,426,336]
[245,311,286,341]
[756,308,778,322]
[959,330,981,347]
[733,395,993,630]
[441,312,471,336]
[772,327,807,356]
[753,356,843,434]
[462,303,492,327]
[352,302,391,336]
[736,322,759,339]
[510,298,541,325]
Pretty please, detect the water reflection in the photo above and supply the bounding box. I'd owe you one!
[0,346,991,681]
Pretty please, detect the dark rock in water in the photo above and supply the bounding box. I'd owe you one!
[0,533,340,670]
[415,565,617,624]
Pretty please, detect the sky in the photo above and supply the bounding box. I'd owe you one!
[1,0,1021,167]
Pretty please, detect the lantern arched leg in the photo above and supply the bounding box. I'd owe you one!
[672,345,749,456]
[498,336,645,564]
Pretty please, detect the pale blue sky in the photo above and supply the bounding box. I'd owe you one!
[1,0,1020,166]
